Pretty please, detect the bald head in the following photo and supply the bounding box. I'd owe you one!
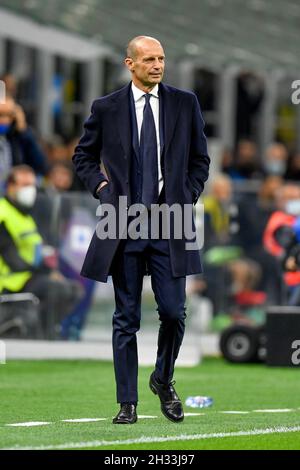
[125,36,165,92]
[126,36,163,60]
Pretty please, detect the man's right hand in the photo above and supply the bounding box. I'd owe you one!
[96,180,109,195]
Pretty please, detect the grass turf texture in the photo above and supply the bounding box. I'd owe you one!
[0,357,299,450]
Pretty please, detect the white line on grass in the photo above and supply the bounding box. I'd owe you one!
[3,408,298,428]
[61,416,172,422]
[253,409,292,413]
[5,415,159,428]
[6,422,51,427]
[138,415,158,419]
[5,426,300,450]
[62,418,107,423]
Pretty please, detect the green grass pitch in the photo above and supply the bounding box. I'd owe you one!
[0,357,299,450]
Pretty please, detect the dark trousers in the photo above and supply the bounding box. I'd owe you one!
[110,212,186,404]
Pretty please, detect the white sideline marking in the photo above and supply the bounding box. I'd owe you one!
[5,426,300,450]
[253,409,292,413]
[3,408,298,428]
[138,415,158,419]
[62,418,107,423]
[5,416,159,428]
[6,422,51,427]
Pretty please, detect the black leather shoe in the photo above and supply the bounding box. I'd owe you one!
[112,404,137,424]
[149,372,184,422]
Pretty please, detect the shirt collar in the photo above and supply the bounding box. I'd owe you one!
[131,82,159,102]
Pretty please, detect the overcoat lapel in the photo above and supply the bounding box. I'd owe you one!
[113,84,132,161]
[159,83,182,157]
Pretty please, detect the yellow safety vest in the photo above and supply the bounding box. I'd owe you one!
[0,197,42,293]
[203,195,230,235]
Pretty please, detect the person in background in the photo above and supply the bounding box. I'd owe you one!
[263,142,288,178]
[237,176,283,304]
[200,174,240,316]
[220,147,234,176]
[45,161,94,340]
[226,258,266,323]
[0,165,82,338]
[263,183,300,305]
[285,152,300,181]
[237,175,284,258]
[46,162,74,193]
[257,175,284,211]
[0,74,18,99]
[42,135,84,191]
[42,134,69,164]
[230,139,262,180]
[0,96,48,191]
[202,174,237,247]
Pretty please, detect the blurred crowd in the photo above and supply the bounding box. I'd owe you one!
[0,74,91,340]
[0,73,84,195]
[2,72,300,338]
[190,141,300,330]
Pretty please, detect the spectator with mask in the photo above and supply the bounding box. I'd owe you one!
[263,142,288,178]
[0,96,47,191]
[0,165,82,338]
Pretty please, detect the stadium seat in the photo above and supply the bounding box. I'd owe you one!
[0,292,41,339]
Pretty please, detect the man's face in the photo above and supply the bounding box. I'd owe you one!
[8,171,36,200]
[237,141,257,164]
[213,181,232,203]
[50,166,73,191]
[125,39,165,89]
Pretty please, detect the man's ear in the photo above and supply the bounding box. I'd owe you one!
[124,58,134,72]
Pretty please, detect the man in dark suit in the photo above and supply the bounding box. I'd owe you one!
[73,36,210,424]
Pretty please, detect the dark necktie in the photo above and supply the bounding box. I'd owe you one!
[140,93,159,209]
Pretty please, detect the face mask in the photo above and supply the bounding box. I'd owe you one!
[285,199,300,216]
[15,185,37,208]
[0,123,11,135]
[265,160,286,175]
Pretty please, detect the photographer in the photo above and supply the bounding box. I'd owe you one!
[263,183,300,305]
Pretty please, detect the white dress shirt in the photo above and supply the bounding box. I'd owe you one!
[131,82,163,193]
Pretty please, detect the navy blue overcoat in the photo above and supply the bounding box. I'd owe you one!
[73,82,210,282]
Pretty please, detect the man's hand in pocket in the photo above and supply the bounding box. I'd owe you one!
[96,181,109,195]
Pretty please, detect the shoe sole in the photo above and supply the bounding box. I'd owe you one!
[149,378,184,423]
[112,417,138,424]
